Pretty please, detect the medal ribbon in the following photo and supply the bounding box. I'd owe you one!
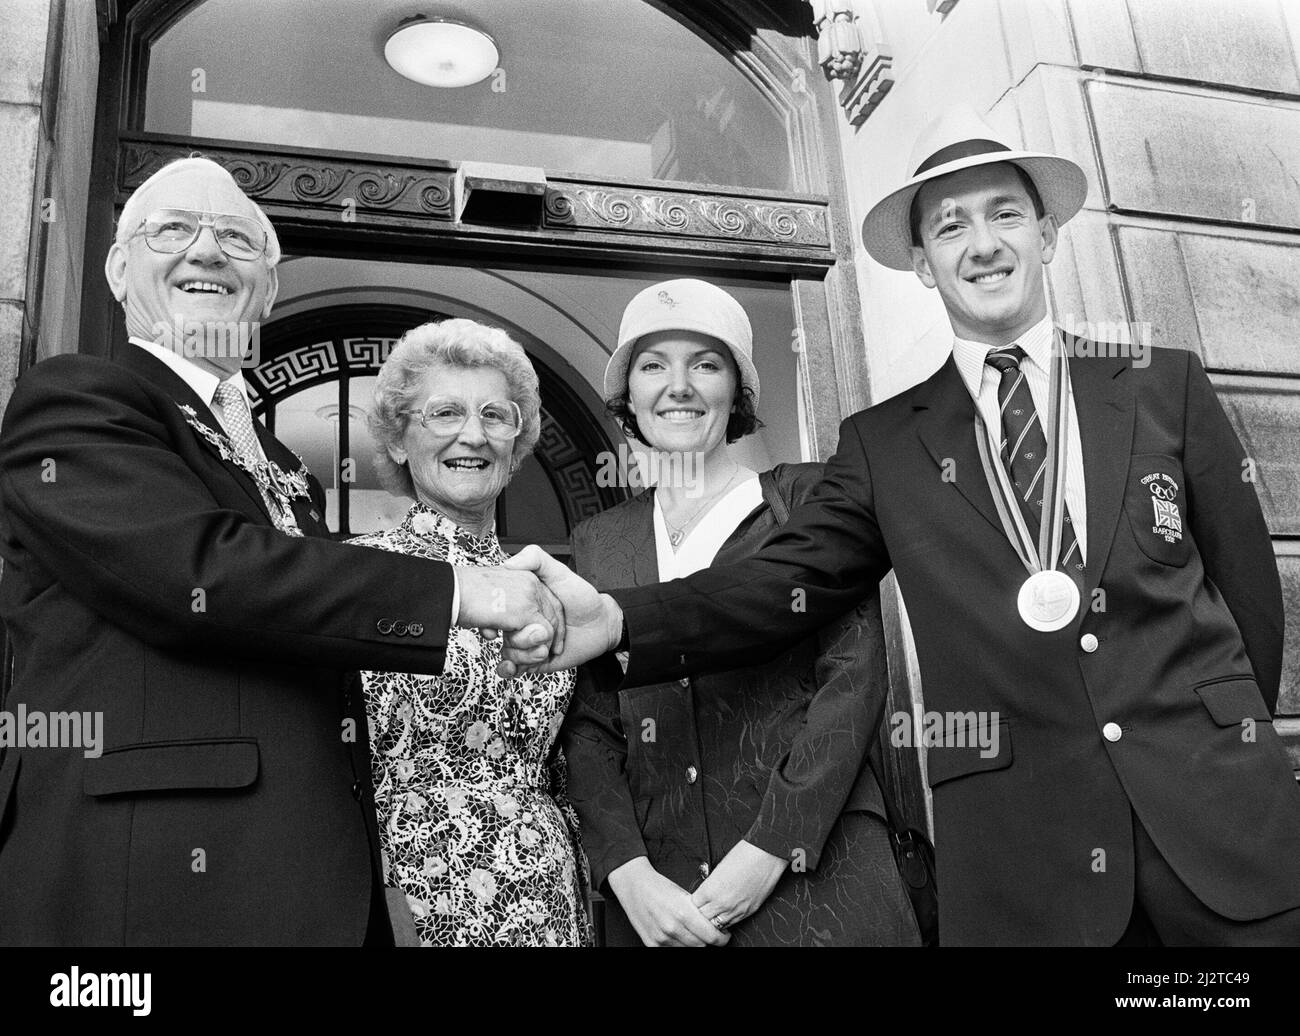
[972,332,1072,578]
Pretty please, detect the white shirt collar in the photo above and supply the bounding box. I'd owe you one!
[128,335,253,410]
[950,314,1055,402]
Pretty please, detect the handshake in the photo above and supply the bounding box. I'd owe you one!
[454,546,623,677]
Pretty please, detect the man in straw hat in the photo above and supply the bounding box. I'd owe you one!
[501,106,1300,946]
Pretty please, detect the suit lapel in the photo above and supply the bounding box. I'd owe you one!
[115,341,220,428]
[114,344,277,524]
[1066,336,1134,590]
[589,493,658,586]
[630,494,660,585]
[914,354,1004,538]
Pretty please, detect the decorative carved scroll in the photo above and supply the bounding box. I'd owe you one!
[806,0,895,128]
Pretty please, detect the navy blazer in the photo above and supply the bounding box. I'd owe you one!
[610,341,1300,946]
[0,344,456,945]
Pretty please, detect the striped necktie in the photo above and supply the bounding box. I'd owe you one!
[213,380,300,535]
[984,346,1083,589]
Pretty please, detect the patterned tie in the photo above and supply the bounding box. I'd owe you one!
[213,380,299,534]
[984,347,1083,588]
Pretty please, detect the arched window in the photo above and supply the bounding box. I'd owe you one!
[140,0,795,191]
[253,304,617,550]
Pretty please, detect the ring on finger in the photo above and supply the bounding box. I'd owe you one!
[710,915,729,931]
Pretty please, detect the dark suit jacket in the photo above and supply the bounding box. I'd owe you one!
[611,341,1300,946]
[565,464,902,945]
[0,344,456,945]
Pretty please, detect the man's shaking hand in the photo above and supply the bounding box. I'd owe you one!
[456,564,565,661]
[494,545,622,678]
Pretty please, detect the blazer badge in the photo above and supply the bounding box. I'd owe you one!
[1141,471,1183,544]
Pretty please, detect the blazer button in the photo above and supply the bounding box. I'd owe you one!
[351,780,363,800]
[685,765,698,784]
[678,677,690,688]
[1102,722,1122,743]
[698,862,710,880]
[1080,633,1099,653]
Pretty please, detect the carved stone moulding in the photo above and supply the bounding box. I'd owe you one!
[117,139,832,253]
[809,0,866,81]
[118,140,456,221]
[803,0,895,128]
[841,46,895,127]
[544,182,831,248]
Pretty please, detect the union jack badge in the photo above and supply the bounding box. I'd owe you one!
[1142,472,1183,544]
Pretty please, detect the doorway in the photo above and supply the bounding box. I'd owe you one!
[256,256,805,553]
[81,0,931,931]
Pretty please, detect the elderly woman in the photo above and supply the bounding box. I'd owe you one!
[350,318,589,947]
[561,280,921,946]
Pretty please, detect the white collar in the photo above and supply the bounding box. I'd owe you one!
[653,475,762,580]
[950,314,1055,401]
[128,336,253,411]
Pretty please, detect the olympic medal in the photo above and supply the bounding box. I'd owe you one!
[1017,569,1080,631]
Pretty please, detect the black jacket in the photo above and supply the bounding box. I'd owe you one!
[563,464,889,914]
[610,343,1300,945]
[0,345,455,945]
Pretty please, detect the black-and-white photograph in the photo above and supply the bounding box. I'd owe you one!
[0,0,1296,1014]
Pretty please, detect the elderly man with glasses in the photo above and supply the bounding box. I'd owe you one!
[0,157,563,946]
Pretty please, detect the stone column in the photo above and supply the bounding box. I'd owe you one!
[0,0,99,419]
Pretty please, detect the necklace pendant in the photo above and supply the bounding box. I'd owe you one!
[669,530,683,546]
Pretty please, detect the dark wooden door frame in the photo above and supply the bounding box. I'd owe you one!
[88,0,872,442]
[82,0,926,836]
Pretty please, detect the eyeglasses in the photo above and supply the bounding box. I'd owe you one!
[130,208,268,260]
[399,397,523,440]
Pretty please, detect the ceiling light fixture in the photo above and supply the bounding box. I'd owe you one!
[384,16,500,88]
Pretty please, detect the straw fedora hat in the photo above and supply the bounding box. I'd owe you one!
[861,104,1088,271]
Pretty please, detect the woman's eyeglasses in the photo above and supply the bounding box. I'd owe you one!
[130,208,268,261]
[400,397,523,440]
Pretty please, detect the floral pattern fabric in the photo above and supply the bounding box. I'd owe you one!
[350,503,590,946]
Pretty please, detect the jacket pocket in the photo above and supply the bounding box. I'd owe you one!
[925,720,1013,788]
[83,737,259,796]
[1194,676,1273,725]
[1123,454,1192,567]
[619,685,684,799]
[0,752,20,841]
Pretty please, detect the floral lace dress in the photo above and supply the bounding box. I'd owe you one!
[349,503,590,947]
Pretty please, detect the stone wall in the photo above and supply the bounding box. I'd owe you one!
[0,0,99,422]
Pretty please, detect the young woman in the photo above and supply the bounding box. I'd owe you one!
[562,280,919,947]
